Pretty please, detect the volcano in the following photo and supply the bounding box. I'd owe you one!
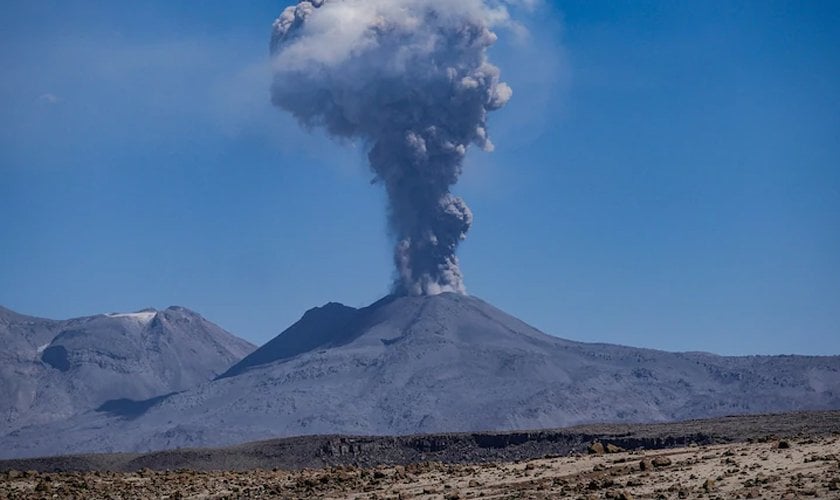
[2,293,839,458]
[0,305,254,438]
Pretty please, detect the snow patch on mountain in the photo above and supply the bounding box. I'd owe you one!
[0,305,255,440]
[105,311,157,323]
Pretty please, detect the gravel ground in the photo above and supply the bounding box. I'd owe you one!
[1,436,838,499]
[0,411,838,499]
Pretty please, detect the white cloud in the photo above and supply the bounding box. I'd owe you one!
[37,93,60,105]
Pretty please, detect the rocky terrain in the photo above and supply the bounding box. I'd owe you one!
[0,305,254,436]
[1,411,838,499]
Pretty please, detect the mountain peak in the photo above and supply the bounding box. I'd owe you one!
[0,303,256,443]
[104,311,157,321]
[219,292,546,380]
[3,294,839,458]
[218,300,359,379]
[302,301,357,318]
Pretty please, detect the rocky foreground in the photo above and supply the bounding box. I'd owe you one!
[1,411,839,499]
[1,436,839,499]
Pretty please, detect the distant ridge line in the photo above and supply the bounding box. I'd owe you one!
[1,410,836,473]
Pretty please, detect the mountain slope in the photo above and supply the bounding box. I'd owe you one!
[219,301,360,379]
[1,293,838,458]
[0,306,255,436]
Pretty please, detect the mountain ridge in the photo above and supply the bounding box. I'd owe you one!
[0,305,255,438]
[2,292,837,459]
[2,410,838,471]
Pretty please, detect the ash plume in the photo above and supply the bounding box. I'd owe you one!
[270,0,513,296]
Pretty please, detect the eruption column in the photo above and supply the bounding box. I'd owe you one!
[270,0,512,295]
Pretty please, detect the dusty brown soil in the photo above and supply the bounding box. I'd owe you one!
[1,436,839,499]
[1,411,838,499]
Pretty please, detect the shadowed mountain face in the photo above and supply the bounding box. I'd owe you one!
[2,293,837,459]
[0,306,255,437]
[218,301,363,379]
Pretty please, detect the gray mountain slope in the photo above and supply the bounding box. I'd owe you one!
[0,306,255,437]
[218,301,360,379]
[1,293,838,459]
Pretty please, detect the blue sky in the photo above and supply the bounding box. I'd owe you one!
[1,1,838,355]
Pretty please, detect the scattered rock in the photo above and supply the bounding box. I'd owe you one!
[0,429,836,499]
[589,442,606,455]
[778,440,791,449]
[606,443,625,454]
[745,487,761,498]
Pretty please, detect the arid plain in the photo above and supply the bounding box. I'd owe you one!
[2,411,838,499]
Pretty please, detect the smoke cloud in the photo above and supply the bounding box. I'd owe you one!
[270,0,513,296]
